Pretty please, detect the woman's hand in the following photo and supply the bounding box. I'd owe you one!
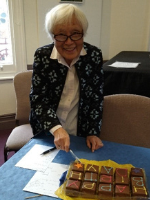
[53,127,70,152]
[86,136,103,152]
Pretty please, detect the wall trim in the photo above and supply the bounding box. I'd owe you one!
[0,113,16,130]
[27,65,33,70]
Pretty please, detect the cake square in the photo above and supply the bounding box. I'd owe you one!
[85,164,99,174]
[66,179,81,191]
[131,177,146,187]
[101,166,113,176]
[66,179,81,197]
[84,172,98,182]
[69,170,83,181]
[132,185,148,197]
[81,181,97,195]
[72,162,84,172]
[99,174,113,184]
[98,183,113,197]
[115,184,130,197]
[115,168,128,177]
[115,175,129,185]
[131,167,144,177]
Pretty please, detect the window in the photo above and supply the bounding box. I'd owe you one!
[0,1,13,65]
[0,0,26,80]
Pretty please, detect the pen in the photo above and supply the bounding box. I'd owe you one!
[25,194,42,199]
[41,147,56,155]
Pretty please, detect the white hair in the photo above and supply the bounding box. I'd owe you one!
[45,4,88,40]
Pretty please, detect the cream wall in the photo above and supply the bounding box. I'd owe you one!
[108,0,150,59]
[0,0,150,115]
[24,0,150,62]
[25,0,103,64]
[23,0,39,65]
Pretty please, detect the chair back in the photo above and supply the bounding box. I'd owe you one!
[14,70,32,125]
[100,94,150,148]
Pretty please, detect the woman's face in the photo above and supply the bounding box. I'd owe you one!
[53,17,83,65]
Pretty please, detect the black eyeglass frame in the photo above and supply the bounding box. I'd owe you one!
[54,33,83,42]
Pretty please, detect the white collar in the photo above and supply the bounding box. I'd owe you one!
[50,46,87,68]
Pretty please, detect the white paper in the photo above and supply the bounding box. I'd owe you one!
[23,163,69,198]
[109,61,140,68]
[15,144,59,171]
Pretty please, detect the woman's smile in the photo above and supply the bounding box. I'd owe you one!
[64,46,76,52]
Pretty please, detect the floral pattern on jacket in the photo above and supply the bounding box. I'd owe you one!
[29,42,104,137]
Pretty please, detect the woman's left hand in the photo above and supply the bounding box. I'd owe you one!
[86,136,104,152]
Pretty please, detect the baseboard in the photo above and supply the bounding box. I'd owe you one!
[27,65,33,70]
[103,60,108,63]
[0,113,16,130]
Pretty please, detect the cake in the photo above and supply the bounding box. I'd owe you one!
[98,183,113,197]
[115,185,130,197]
[131,177,146,187]
[66,179,81,197]
[84,172,98,182]
[115,168,128,177]
[99,174,113,184]
[72,162,84,172]
[65,162,149,198]
[81,181,97,194]
[85,164,99,174]
[132,185,148,197]
[115,168,128,183]
[131,167,144,177]
[101,166,113,176]
[69,170,83,181]
[66,179,81,191]
[115,175,129,185]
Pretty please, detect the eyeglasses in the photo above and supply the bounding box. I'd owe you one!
[54,33,83,42]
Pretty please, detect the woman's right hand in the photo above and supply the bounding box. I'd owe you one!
[53,127,70,152]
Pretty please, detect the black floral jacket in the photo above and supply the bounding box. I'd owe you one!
[29,42,104,137]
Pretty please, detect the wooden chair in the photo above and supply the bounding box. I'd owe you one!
[100,94,150,148]
[4,70,33,161]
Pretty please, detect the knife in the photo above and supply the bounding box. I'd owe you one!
[69,149,81,163]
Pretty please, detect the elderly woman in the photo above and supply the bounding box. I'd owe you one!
[29,3,104,153]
